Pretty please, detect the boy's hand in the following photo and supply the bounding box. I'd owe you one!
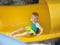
[37,34,41,36]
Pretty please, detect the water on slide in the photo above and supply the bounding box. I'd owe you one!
[0,34,28,45]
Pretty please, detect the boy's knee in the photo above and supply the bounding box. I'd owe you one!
[21,27,26,30]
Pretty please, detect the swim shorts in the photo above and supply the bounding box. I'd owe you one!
[26,26,36,35]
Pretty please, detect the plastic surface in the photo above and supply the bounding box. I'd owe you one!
[0,0,60,42]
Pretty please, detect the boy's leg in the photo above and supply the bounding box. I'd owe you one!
[9,27,26,37]
[13,31,29,38]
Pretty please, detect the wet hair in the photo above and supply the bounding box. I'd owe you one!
[32,12,39,17]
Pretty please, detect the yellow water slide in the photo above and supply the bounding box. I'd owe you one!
[0,0,60,42]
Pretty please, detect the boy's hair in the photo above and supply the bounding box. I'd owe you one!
[32,12,39,17]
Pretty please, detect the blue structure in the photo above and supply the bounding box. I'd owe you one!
[0,34,28,45]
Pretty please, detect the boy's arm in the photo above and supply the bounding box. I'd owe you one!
[36,23,43,36]
[37,26,43,36]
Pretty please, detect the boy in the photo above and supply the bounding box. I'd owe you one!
[9,12,43,38]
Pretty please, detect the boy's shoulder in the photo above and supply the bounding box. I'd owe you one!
[36,22,40,27]
[36,22,40,25]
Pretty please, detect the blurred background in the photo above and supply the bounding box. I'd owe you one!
[0,0,39,5]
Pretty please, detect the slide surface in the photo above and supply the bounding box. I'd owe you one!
[0,0,60,43]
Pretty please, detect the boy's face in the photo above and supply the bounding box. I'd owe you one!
[31,15,38,23]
